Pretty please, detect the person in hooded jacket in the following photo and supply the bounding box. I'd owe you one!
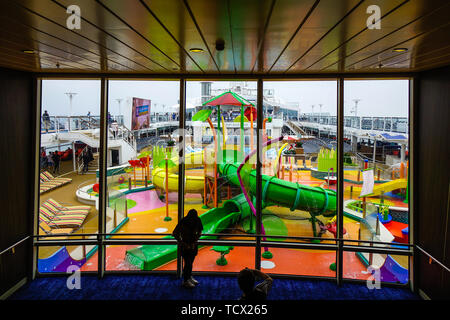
[172,209,204,288]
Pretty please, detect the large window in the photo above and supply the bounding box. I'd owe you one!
[105,80,180,271]
[34,77,412,286]
[38,79,100,273]
[343,80,410,284]
[261,81,339,277]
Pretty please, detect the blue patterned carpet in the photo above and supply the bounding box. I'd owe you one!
[8,274,420,300]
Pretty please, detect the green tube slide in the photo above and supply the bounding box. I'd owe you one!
[126,153,337,270]
[220,162,336,217]
[125,193,251,270]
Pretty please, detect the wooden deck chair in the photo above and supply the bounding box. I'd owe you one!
[40,205,86,226]
[42,200,89,217]
[47,198,91,212]
[42,171,72,183]
[49,217,84,229]
[39,221,73,235]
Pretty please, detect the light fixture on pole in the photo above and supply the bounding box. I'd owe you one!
[116,98,123,116]
[116,98,123,125]
[352,99,360,116]
[352,99,361,129]
[65,92,77,131]
[318,104,323,122]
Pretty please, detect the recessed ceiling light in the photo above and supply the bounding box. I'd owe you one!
[392,48,408,53]
[189,48,204,53]
[22,50,35,54]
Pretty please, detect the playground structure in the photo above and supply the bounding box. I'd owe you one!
[40,92,410,284]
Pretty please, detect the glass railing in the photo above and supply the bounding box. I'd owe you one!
[299,115,408,133]
[41,115,124,133]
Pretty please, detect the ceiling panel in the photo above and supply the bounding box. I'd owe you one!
[0,26,105,71]
[354,22,450,71]
[285,0,407,73]
[139,0,216,72]
[227,0,274,73]
[330,1,450,72]
[319,0,450,72]
[268,0,363,72]
[94,0,202,73]
[12,0,171,71]
[183,0,236,73]
[253,0,319,73]
[0,0,158,72]
[0,0,448,74]
[53,0,181,71]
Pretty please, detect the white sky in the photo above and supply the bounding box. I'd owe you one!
[41,79,409,117]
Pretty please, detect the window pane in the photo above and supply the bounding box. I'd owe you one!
[343,250,409,284]
[38,80,100,272]
[104,80,180,271]
[186,81,258,232]
[259,80,339,277]
[38,242,97,273]
[343,80,410,250]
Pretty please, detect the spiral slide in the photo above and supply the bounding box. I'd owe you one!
[151,151,205,193]
[125,150,338,270]
[220,161,337,217]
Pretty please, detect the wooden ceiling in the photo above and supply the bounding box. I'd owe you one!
[0,0,449,75]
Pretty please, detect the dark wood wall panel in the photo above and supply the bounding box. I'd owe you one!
[416,65,450,300]
[0,68,34,297]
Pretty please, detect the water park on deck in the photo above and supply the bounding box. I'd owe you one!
[38,91,409,284]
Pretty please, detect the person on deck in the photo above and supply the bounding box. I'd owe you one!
[42,110,51,133]
[172,209,204,288]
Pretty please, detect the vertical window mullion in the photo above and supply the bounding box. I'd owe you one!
[255,78,264,269]
[32,77,42,280]
[337,78,344,285]
[98,77,108,278]
[177,78,186,278]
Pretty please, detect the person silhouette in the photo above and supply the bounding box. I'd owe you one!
[172,209,204,288]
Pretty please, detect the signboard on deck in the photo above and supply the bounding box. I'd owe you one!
[360,169,375,197]
[131,98,151,130]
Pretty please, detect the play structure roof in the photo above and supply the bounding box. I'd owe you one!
[203,91,254,107]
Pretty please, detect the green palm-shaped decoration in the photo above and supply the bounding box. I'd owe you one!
[192,109,212,122]
[138,151,152,159]
[157,159,177,169]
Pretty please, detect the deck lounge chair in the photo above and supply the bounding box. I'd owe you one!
[39,221,73,235]
[46,198,91,212]
[39,171,72,194]
[39,207,86,229]
[41,200,89,217]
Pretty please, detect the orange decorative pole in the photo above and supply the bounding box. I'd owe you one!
[146,154,150,182]
[400,161,405,179]
[133,162,136,186]
[206,118,218,208]
[289,158,293,182]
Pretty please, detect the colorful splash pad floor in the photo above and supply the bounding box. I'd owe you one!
[77,169,408,279]
[79,196,379,279]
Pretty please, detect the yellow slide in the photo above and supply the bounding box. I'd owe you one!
[349,179,407,197]
[152,151,205,193]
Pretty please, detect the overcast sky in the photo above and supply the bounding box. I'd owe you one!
[41,79,409,117]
